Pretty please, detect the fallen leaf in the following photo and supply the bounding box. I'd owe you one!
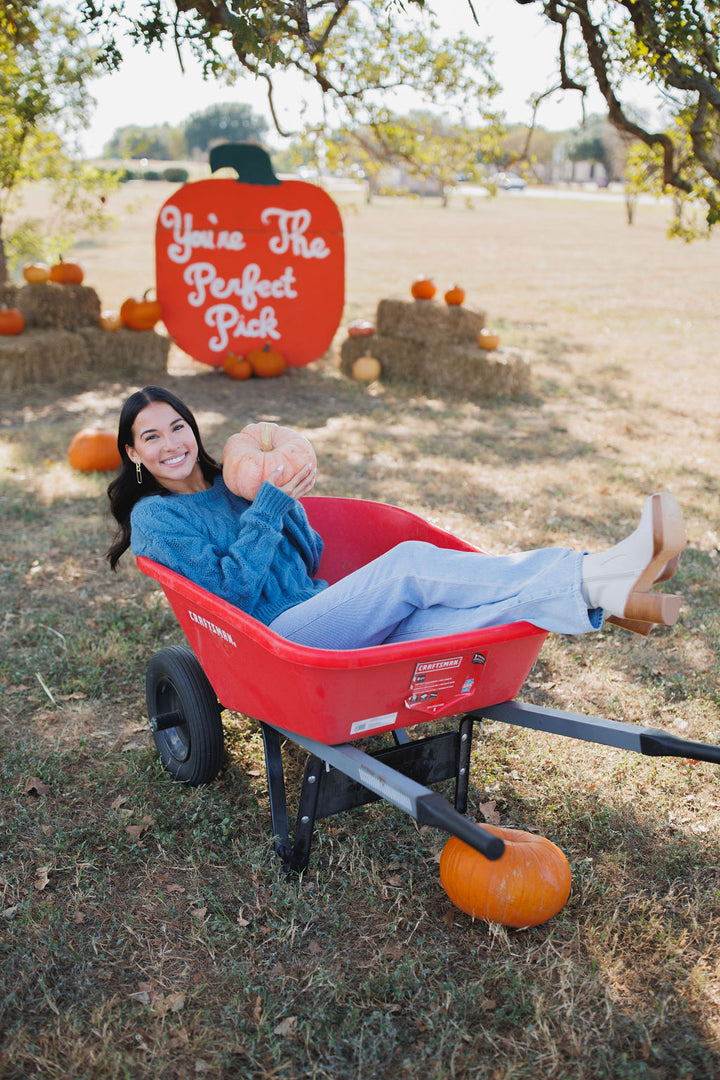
[73,910,86,924]
[191,907,207,921]
[479,800,501,825]
[125,824,148,839]
[237,910,252,927]
[25,777,49,796]
[274,1016,298,1037]
[386,875,403,888]
[111,795,129,811]
[34,866,51,891]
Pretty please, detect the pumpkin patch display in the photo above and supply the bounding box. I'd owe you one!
[22,262,50,284]
[49,257,84,285]
[223,421,317,501]
[411,276,436,300]
[68,429,122,473]
[0,307,25,336]
[222,353,253,380]
[120,290,163,331]
[156,143,345,368]
[440,824,571,928]
[444,285,466,306]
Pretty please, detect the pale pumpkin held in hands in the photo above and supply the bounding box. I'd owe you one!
[68,429,122,473]
[222,421,317,501]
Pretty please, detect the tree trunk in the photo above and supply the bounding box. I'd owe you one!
[0,213,7,284]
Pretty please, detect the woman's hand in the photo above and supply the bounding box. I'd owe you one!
[268,461,317,499]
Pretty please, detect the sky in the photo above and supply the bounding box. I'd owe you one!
[80,0,619,158]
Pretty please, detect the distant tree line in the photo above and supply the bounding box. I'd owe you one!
[102,102,268,161]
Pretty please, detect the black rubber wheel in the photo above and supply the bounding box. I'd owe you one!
[145,646,224,785]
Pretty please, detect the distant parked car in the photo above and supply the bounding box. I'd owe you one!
[497,172,527,190]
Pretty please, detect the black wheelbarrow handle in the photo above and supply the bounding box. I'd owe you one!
[271,725,505,860]
[477,700,720,765]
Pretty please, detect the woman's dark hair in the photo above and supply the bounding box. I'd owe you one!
[106,385,221,569]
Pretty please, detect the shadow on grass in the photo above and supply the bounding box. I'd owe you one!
[1,715,720,1080]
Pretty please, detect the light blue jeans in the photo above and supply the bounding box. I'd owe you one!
[269,540,602,649]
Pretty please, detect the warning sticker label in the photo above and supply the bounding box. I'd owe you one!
[405,653,486,715]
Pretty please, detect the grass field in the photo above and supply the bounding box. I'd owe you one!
[1,181,720,1079]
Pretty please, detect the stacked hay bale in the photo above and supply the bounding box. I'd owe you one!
[0,282,170,392]
[339,298,531,399]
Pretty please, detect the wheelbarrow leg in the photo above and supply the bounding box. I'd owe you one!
[455,714,474,815]
[260,723,292,864]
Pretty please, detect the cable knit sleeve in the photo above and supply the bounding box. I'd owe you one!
[130,480,306,613]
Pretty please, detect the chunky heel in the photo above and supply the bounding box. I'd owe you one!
[605,615,654,637]
[624,591,682,626]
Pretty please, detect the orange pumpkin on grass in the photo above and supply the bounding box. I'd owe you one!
[223,421,316,501]
[248,343,286,378]
[222,353,253,380]
[440,824,571,928]
[68,429,122,473]
[0,307,25,335]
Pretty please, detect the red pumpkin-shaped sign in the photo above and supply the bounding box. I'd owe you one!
[155,144,345,367]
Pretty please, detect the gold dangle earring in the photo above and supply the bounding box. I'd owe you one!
[136,462,143,485]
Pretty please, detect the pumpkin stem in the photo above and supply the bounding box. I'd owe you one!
[209,143,281,186]
[260,422,275,452]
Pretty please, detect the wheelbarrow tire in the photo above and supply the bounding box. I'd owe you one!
[146,646,224,785]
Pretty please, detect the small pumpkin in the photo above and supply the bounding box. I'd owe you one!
[440,824,571,928]
[49,256,84,285]
[120,289,163,331]
[478,328,501,351]
[0,307,25,336]
[68,429,122,473]
[222,353,253,380]
[248,343,286,378]
[352,355,381,382]
[223,421,317,501]
[22,261,51,284]
[444,284,465,306]
[99,310,122,331]
[411,276,436,300]
[347,319,375,338]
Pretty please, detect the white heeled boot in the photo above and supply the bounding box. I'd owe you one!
[581,492,686,627]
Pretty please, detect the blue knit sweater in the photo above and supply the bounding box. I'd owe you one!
[130,476,327,624]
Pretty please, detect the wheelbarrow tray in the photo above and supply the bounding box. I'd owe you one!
[137,495,548,745]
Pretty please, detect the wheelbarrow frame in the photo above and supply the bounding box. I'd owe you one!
[137,495,720,875]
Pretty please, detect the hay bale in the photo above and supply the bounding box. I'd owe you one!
[15,282,101,330]
[0,326,170,391]
[339,332,531,399]
[77,326,170,378]
[0,329,89,393]
[376,298,485,346]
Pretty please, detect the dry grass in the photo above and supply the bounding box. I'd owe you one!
[1,181,720,1079]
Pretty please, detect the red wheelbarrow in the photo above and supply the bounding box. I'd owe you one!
[137,496,720,873]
